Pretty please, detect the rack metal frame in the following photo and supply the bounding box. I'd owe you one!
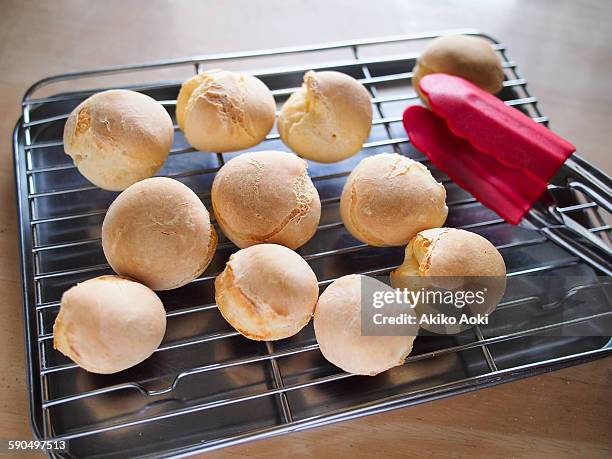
[13,29,612,458]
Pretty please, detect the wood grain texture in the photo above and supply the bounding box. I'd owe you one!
[0,1,610,458]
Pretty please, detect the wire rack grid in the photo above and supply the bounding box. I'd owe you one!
[13,29,612,458]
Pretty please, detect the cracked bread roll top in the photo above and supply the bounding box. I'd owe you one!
[211,151,321,249]
[54,275,166,374]
[63,89,174,191]
[314,274,415,375]
[391,227,506,293]
[413,35,504,103]
[215,244,319,340]
[278,70,372,163]
[176,69,276,152]
[392,228,506,281]
[102,177,217,290]
[340,153,447,247]
[390,228,507,334]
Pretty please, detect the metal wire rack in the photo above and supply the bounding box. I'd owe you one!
[13,29,612,458]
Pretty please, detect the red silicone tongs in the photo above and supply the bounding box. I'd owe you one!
[403,73,575,225]
[403,73,612,262]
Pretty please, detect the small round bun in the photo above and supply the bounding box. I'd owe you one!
[391,228,507,334]
[63,89,174,191]
[102,177,217,290]
[215,244,319,340]
[391,228,506,281]
[212,151,321,249]
[413,35,504,103]
[53,275,166,374]
[314,274,415,376]
[278,70,372,163]
[340,153,447,246]
[176,69,275,152]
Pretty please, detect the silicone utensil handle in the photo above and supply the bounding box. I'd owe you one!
[419,74,575,183]
[403,105,548,224]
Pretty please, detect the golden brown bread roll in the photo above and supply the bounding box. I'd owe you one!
[413,35,504,103]
[53,275,166,374]
[102,177,217,290]
[314,274,415,375]
[390,228,507,334]
[278,70,372,163]
[391,228,506,281]
[340,153,447,247]
[215,244,319,340]
[211,150,321,249]
[176,69,275,152]
[63,89,174,191]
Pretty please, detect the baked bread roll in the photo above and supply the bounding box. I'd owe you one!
[314,274,415,375]
[211,150,321,249]
[215,244,319,340]
[278,70,372,163]
[102,177,217,290]
[63,89,174,191]
[413,35,504,103]
[391,228,507,334]
[54,275,166,374]
[176,69,275,152]
[391,228,506,281]
[340,153,447,246]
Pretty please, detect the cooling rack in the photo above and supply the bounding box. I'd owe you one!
[13,29,612,458]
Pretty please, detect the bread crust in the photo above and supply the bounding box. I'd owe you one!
[215,244,319,341]
[53,275,166,374]
[102,177,217,290]
[340,153,447,246]
[63,89,174,191]
[413,35,504,103]
[390,228,507,327]
[176,70,275,152]
[211,151,321,249]
[314,274,415,375]
[278,70,372,163]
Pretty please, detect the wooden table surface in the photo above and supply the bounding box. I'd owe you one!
[1,1,610,457]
